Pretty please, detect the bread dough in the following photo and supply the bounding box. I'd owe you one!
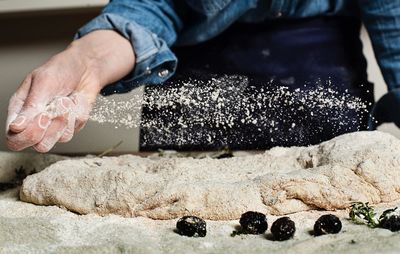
[20,131,400,220]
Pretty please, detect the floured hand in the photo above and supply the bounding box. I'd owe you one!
[6,30,135,152]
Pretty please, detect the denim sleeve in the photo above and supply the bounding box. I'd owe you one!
[358,0,400,128]
[75,0,182,95]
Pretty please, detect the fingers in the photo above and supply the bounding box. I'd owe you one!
[33,115,68,153]
[6,75,32,133]
[71,92,91,132]
[6,43,102,153]
[34,97,75,152]
[9,106,44,134]
[6,113,51,151]
[7,91,93,152]
[9,71,58,133]
[6,97,76,152]
[58,112,76,143]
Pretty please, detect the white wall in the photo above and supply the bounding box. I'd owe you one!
[0,11,398,154]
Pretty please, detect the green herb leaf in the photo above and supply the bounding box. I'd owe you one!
[349,202,379,228]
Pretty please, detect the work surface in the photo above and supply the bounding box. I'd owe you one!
[2,131,400,253]
[1,188,400,254]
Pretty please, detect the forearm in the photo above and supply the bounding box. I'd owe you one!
[68,30,135,89]
[75,0,182,95]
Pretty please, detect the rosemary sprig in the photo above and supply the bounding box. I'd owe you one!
[98,140,123,157]
[349,202,379,228]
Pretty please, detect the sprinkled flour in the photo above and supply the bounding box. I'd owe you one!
[89,75,371,148]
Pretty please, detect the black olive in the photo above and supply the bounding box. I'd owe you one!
[271,217,296,241]
[314,214,342,236]
[239,211,268,234]
[379,208,400,232]
[176,216,207,237]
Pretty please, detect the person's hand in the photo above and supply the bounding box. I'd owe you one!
[6,30,135,152]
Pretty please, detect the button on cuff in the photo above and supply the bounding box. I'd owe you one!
[145,67,152,75]
[158,69,169,78]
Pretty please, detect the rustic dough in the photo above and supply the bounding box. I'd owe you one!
[20,131,400,220]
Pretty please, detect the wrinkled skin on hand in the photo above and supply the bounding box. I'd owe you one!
[6,30,135,153]
[6,57,99,153]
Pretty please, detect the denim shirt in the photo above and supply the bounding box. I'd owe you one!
[76,0,400,128]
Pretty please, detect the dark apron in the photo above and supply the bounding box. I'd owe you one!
[140,16,374,151]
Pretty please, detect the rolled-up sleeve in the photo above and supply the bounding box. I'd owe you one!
[358,0,400,128]
[75,0,183,95]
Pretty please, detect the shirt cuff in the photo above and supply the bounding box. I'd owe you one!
[75,13,177,95]
[369,88,400,129]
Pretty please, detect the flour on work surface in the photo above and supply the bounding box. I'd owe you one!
[89,75,370,147]
[20,131,400,220]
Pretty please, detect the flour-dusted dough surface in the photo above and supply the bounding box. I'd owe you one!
[20,131,400,220]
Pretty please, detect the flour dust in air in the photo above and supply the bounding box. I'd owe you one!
[89,75,371,148]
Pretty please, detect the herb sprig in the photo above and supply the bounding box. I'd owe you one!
[349,202,379,228]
